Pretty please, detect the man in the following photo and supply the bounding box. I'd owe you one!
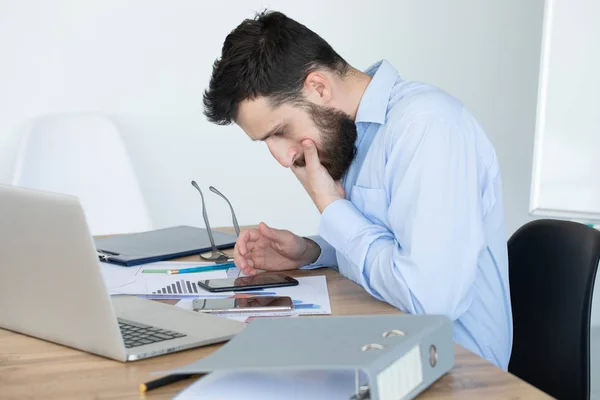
[203,10,513,369]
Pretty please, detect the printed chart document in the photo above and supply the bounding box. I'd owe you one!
[175,276,331,321]
[100,261,228,298]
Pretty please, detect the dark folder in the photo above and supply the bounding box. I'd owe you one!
[94,225,237,267]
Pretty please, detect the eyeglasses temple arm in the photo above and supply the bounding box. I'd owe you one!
[209,186,240,237]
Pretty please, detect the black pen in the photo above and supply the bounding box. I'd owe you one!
[139,374,200,393]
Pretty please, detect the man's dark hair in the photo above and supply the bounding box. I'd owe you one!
[203,10,349,125]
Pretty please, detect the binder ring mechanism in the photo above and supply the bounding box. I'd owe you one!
[351,368,371,400]
[191,181,240,264]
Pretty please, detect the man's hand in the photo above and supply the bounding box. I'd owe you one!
[233,222,321,276]
[292,140,344,213]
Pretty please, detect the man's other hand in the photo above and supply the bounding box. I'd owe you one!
[292,140,343,213]
[233,222,321,275]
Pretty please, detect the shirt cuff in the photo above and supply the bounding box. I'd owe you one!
[300,235,337,269]
[318,199,372,261]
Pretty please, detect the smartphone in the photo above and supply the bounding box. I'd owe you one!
[196,273,299,293]
[192,296,294,314]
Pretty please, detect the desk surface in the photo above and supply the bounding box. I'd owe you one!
[0,229,551,399]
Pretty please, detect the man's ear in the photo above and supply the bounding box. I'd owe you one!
[303,72,332,105]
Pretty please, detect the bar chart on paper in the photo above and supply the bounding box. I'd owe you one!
[153,279,201,295]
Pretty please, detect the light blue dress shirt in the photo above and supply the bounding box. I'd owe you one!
[306,60,513,370]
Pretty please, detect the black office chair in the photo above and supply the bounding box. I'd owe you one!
[508,219,600,400]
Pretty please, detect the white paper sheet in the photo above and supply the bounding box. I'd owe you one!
[100,261,228,298]
[174,370,357,400]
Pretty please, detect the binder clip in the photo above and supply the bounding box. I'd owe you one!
[96,249,118,262]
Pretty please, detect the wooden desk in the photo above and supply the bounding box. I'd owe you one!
[0,229,551,399]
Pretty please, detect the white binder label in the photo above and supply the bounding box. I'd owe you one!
[376,345,423,400]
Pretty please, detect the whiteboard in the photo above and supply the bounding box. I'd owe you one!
[530,0,600,222]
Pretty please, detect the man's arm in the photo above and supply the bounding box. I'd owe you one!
[319,116,486,320]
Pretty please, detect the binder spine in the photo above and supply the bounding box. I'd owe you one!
[367,319,453,400]
[375,345,423,400]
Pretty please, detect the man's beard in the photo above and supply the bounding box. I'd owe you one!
[293,103,357,181]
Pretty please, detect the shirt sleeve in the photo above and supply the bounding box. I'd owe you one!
[299,235,338,269]
[318,116,485,320]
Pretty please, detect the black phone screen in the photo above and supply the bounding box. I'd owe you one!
[197,273,299,292]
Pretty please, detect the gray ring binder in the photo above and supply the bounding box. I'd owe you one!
[164,314,454,400]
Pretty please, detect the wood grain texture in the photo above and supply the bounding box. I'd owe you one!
[0,227,552,399]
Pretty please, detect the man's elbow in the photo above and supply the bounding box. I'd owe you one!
[409,288,473,321]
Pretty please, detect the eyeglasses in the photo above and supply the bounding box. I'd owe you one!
[191,180,240,264]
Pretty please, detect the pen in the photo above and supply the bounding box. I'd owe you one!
[139,374,200,393]
[167,263,234,275]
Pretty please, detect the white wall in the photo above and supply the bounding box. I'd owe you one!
[530,0,600,222]
[0,0,544,238]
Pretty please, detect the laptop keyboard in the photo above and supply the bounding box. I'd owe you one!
[117,318,187,349]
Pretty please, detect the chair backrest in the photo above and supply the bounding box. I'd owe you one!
[508,219,600,400]
[11,112,152,236]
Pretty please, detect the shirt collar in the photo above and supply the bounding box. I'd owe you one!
[355,59,399,125]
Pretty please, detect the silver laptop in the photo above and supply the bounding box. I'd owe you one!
[0,184,244,362]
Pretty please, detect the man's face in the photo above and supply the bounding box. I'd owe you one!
[236,97,357,181]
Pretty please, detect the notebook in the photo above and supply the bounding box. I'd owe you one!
[94,225,237,267]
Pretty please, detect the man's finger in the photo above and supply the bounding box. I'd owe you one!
[241,261,257,276]
[246,240,257,252]
[247,229,262,241]
[233,248,248,270]
[237,229,260,256]
[301,140,320,169]
[239,257,256,275]
[236,230,250,256]
[259,222,281,243]
[246,255,260,276]
[234,240,254,270]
